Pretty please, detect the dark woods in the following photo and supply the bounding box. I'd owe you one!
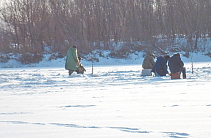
[0,0,211,57]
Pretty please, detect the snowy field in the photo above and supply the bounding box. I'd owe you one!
[0,60,211,138]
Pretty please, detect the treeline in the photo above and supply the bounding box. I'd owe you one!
[0,0,211,55]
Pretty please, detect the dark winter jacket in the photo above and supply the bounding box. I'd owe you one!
[142,53,155,69]
[151,56,169,76]
[168,54,184,73]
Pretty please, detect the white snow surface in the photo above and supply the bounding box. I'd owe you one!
[0,52,211,138]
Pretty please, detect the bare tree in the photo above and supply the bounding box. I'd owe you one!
[1,0,211,56]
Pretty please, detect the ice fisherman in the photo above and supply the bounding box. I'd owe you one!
[168,53,186,79]
[76,57,86,74]
[65,45,80,75]
[141,52,155,76]
[151,55,170,76]
[142,52,155,69]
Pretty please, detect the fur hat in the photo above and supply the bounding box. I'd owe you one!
[149,52,155,58]
[174,53,180,57]
[164,55,170,60]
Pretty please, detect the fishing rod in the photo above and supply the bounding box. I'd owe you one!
[92,58,94,75]
[191,31,198,74]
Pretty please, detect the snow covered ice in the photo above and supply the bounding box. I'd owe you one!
[0,54,211,138]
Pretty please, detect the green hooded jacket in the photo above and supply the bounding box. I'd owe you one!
[65,47,79,70]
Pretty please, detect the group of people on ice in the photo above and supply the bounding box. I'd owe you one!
[65,45,186,79]
[142,52,186,79]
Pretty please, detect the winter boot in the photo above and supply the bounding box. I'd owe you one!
[69,70,74,76]
[182,67,186,79]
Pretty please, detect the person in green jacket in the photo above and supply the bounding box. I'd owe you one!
[65,45,80,75]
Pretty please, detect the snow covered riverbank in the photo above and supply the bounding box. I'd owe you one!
[0,51,211,68]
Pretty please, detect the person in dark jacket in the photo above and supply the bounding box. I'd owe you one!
[168,53,186,79]
[151,55,170,76]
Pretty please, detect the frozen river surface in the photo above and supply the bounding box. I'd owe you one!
[0,62,211,138]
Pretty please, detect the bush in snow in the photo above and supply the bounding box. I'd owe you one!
[19,53,43,64]
[0,54,10,63]
[48,52,64,61]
